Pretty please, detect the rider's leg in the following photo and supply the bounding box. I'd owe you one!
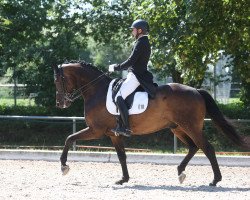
[112,96,132,137]
[112,72,140,137]
[117,72,140,100]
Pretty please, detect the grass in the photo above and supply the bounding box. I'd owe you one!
[0,98,35,106]
[227,98,241,104]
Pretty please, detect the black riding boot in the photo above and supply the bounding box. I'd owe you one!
[111,96,132,137]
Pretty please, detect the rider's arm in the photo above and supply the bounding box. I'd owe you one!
[114,40,143,71]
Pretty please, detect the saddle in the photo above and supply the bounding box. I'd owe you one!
[111,78,145,109]
[106,79,149,115]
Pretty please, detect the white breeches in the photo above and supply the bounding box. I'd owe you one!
[115,72,140,101]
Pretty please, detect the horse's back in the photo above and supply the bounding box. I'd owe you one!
[156,83,202,99]
[151,83,206,120]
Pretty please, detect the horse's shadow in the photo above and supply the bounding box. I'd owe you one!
[110,184,250,193]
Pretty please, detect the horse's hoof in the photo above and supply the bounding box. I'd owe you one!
[115,177,129,185]
[115,180,124,185]
[178,172,186,184]
[61,165,70,176]
[209,177,221,186]
[209,180,219,186]
[209,182,217,186]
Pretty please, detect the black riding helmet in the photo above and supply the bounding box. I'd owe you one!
[130,19,149,33]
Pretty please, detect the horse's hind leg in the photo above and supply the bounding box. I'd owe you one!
[110,136,129,185]
[200,138,222,186]
[189,132,222,186]
[171,129,199,184]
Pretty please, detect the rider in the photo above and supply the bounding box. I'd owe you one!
[109,19,156,137]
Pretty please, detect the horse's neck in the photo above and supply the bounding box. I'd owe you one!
[79,73,111,100]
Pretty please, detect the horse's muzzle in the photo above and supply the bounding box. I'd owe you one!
[56,100,71,109]
[56,94,71,109]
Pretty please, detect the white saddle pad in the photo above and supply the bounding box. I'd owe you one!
[106,79,148,115]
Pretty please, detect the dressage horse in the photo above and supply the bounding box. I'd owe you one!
[53,61,249,186]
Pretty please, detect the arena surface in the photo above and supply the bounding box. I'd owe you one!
[0,160,249,200]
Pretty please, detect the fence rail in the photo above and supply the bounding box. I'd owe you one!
[0,115,85,151]
[0,115,249,153]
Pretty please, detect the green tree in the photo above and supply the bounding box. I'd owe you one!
[71,0,250,106]
[88,0,132,44]
[1,0,249,107]
[0,0,89,107]
[130,0,249,105]
[86,0,137,76]
[0,0,55,105]
[221,0,250,105]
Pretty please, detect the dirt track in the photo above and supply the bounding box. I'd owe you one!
[0,160,249,200]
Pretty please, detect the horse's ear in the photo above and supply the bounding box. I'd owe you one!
[52,64,58,71]
[53,65,60,77]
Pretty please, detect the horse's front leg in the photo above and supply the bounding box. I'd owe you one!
[110,136,129,185]
[60,127,96,175]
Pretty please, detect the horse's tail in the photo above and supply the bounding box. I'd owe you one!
[197,89,250,150]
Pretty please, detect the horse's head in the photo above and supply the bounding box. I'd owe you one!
[53,64,76,108]
[53,61,110,109]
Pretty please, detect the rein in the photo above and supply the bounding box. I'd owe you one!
[58,65,107,102]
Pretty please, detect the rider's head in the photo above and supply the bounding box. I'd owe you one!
[130,19,149,39]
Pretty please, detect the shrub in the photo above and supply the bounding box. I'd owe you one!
[0,101,249,152]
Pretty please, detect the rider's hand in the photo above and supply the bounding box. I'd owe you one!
[109,64,117,72]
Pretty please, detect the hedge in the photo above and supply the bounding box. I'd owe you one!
[0,102,249,152]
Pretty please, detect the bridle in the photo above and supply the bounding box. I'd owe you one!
[55,65,107,103]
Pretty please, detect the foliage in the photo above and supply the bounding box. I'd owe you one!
[130,0,249,92]
[218,102,250,119]
[88,0,132,45]
[0,100,249,152]
[87,0,135,70]
[87,38,131,68]
[0,0,249,108]
[221,0,250,107]
[0,0,89,107]
[84,0,250,105]
[0,102,249,151]
[1,99,248,118]
[0,99,84,116]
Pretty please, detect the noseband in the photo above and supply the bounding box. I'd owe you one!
[55,65,106,102]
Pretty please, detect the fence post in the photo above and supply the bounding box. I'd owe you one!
[72,118,76,151]
[173,135,177,154]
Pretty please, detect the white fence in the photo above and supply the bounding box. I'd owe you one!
[0,115,249,153]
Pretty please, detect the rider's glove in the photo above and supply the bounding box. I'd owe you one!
[109,64,117,72]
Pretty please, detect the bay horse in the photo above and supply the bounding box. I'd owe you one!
[53,61,249,186]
